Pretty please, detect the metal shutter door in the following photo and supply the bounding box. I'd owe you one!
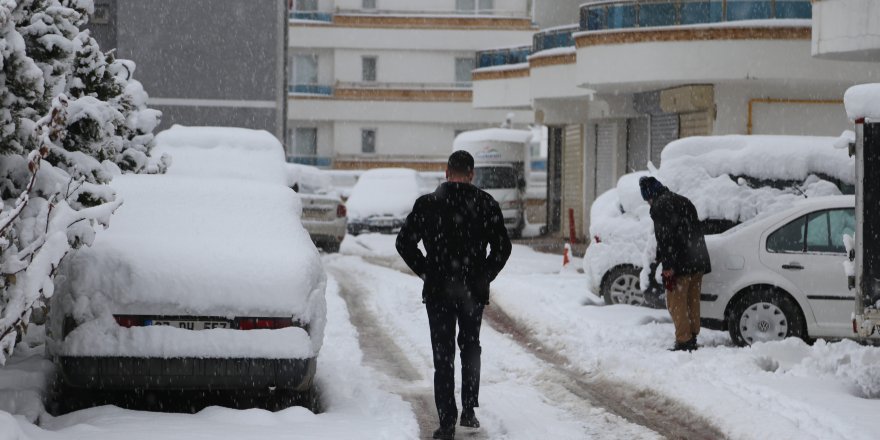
[650,113,678,167]
[626,117,649,172]
[595,122,616,196]
[562,124,584,240]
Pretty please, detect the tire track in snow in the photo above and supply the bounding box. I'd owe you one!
[328,266,487,440]
[359,254,725,440]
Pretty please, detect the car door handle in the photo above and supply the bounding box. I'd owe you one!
[782,263,804,270]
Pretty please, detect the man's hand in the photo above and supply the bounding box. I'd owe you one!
[661,269,676,292]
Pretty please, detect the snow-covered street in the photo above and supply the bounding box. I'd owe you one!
[6,234,879,439]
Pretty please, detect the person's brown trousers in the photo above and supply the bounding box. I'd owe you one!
[666,273,702,343]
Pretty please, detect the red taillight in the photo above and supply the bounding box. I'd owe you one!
[336,204,347,218]
[114,315,143,328]
[237,318,294,330]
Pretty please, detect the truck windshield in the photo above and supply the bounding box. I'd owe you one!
[473,167,517,189]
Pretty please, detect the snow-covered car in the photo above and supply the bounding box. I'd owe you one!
[701,195,871,346]
[585,135,855,308]
[49,126,327,411]
[345,168,421,235]
[286,163,347,252]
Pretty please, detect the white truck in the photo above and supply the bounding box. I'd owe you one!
[453,128,534,238]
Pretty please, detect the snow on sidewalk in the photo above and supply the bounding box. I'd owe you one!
[344,233,880,440]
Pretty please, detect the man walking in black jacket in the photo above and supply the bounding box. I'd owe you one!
[639,176,711,352]
[396,150,512,440]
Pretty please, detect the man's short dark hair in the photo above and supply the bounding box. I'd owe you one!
[448,150,474,174]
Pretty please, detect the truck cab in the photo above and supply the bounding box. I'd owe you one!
[453,128,533,238]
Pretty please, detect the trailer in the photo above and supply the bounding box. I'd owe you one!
[846,84,880,340]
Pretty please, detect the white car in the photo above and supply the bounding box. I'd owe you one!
[585,135,855,308]
[345,168,421,235]
[49,126,327,412]
[286,163,347,252]
[701,195,873,346]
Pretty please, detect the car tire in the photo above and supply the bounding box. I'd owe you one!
[600,266,647,306]
[728,289,808,347]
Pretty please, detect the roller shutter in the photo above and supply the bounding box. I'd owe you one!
[679,111,712,139]
[626,117,649,172]
[562,124,584,240]
[595,122,616,197]
[650,113,678,167]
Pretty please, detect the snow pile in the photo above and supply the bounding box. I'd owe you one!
[585,135,854,289]
[285,163,335,195]
[56,144,327,357]
[153,125,288,186]
[345,168,421,220]
[844,83,880,121]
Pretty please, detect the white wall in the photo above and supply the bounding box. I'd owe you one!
[334,49,475,83]
[289,98,532,125]
[530,62,590,100]
[334,0,528,15]
[713,82,851,137]
[291,26,534,52]
[472,74,532,109]
[287,121,335,157]
[577,38,880,94]
[533,0,582,28]
[812,0,880,61]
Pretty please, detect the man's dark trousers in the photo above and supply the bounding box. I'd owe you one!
[426,290,484,429]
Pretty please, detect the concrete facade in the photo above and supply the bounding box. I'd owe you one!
[89,0,287,140]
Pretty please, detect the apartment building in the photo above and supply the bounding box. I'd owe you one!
[472,0,880,240]
[287,0,559,170]
[88,0,288,140]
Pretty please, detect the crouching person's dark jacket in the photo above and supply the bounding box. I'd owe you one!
[396,182,512,304]
[650,188,711,275]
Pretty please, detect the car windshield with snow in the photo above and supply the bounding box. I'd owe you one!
[585,135,855,311]
[49,127,327,410]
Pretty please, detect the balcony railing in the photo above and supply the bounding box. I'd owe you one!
[289,84,334,95]
[579,0,812,31]
[476,46,531,69]
[287,156,333,168]
[289,11,333,22]
[533,25,578,53]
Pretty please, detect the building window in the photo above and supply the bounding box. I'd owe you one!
[362,56,377,82]
[294,127,318,156]
[456,0,493,13]
[362,0,376,9]
[361,129,376,154]
[455,57,475,86]
[291,54,318,85]
[295,0,317,11]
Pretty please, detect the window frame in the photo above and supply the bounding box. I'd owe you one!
[361,56,377,82]
[293,127,318,157]
[291,53,319,85]
[361,128,377,154]
[766,208,854,255]
[362,0,376,10]
[454,57,475,86]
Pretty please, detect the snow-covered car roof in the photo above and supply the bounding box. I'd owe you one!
[285,163,336,196]
[845,83,880,121]
[345,168,421,220]
[153,125,289,186]
[57,127,327,350]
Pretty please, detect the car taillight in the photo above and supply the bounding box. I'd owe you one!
[336,204,347,218]
[236,318,295,330]
[114,315,144,328]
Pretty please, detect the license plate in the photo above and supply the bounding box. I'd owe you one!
[147,320,230,330]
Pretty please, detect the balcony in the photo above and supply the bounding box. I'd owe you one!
[289,11,333,22]
[476,45,531,69]
[533,25,577,53]
[579,0,812,31]
[288,156,333,168]
[289,84,334,96]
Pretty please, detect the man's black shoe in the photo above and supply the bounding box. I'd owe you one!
[433,426,455,439]
[669,339,696,352]
[460,408,480,428]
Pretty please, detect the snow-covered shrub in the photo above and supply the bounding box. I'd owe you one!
[0,0,162,364]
